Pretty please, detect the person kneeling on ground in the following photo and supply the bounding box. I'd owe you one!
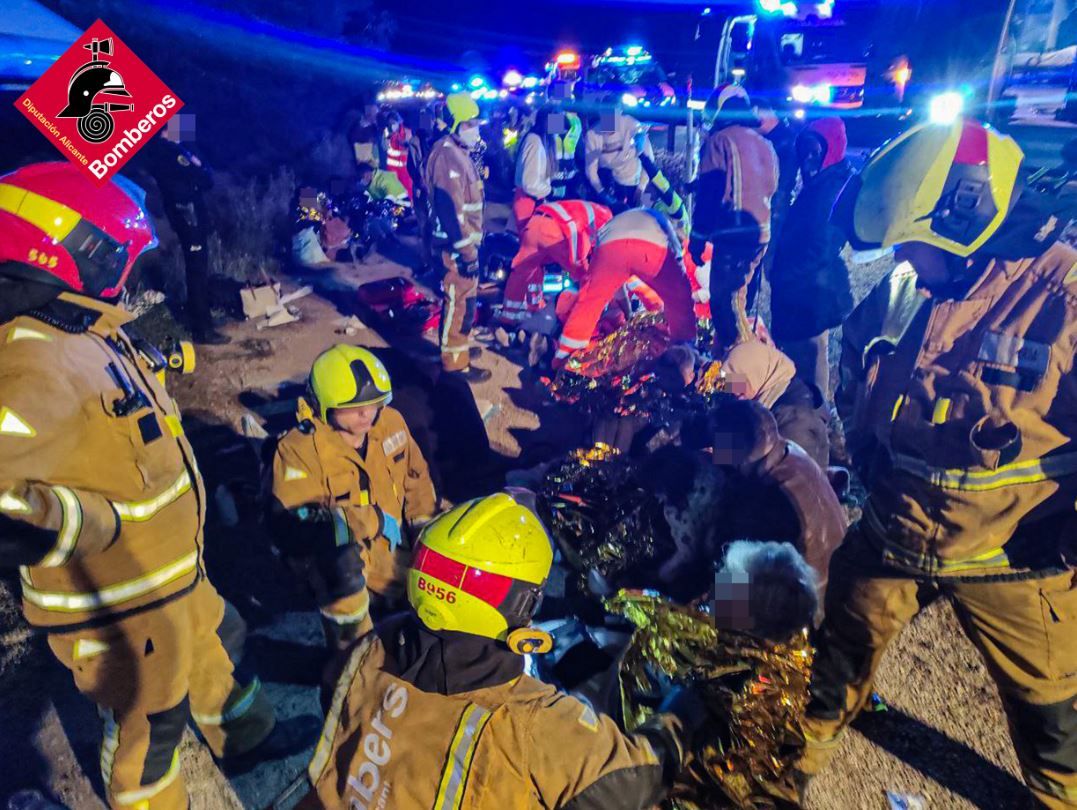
[268,345,436,650]
[301,492,710,809]
[554,207,697,367]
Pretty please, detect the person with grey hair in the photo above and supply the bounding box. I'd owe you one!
[714,539,820,639]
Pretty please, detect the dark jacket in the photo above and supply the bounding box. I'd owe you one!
[765,119,798,242]
[770,157,855,342]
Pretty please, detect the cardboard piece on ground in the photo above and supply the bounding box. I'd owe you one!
[241,284,281,320]
[239,413,269,439]
[256,308,300,330]
[333,315,369,333]
[278,285,313,306]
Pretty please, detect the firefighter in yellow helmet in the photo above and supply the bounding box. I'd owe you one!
[303,491,710,809]
[0,162,275,810]
[424,92,491,382]
[796,119,1077,809]
[269,344,436,649]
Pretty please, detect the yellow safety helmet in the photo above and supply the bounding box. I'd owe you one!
[445,92,481,133]
[307,344,392,423]
[838,118,1023,257]
[408,492,554,654]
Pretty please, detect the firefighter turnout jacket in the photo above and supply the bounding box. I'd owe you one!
[305,621,693,809]
[692,125,779,248]
[271,406,436,604]
[839,243,1077,577]
[425,134,485,264]
[0,292,206,630]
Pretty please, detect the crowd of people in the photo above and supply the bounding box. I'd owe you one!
[0,74,1076,810]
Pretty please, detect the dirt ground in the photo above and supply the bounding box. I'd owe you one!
[0,213,1035,810]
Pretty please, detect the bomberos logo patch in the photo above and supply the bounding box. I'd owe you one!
[15,19,184,184]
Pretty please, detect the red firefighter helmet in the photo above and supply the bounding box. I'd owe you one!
[0,161,158,298]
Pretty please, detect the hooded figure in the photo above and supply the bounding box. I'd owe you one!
[769,117,855,401]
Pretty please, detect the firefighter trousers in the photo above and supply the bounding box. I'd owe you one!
[710,243,767,353]
[47,579,276,810]
[799,526,1077,808]
[439,251,478,372]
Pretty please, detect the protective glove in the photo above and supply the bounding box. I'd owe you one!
[688,236,708,268]
[381,512,403,552]
[459,258,480,278]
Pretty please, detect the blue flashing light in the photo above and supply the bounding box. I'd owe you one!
[702,7,712,15]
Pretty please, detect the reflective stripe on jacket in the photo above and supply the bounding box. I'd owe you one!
[424,135,485,263]
[535,200,613,274]
[0,293,206,629]
[307,631,689,809]
[839,243,1077,576]
[692,125,778,246]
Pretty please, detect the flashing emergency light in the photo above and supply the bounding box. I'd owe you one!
[929,91,964,124]
[791,83,832,104]
[621,92,640,108]
[556,51,581,70]
[503,69,523,88]
[759,0,798,16]
[469,75,486,89]
[793,108,806,119]
[451,82,462,91]
[522,75,539,89]
[702,7,712,15]
[626,45,644,57]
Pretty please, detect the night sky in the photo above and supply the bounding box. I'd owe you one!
[389,0,733,78]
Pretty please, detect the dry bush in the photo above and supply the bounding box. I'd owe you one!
[207,167,296,283]
[299,130,359,187]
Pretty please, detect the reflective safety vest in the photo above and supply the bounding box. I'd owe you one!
[385,128,409,171]
[841,242,1077,576]
[534,200,612,274]
[0,293,207,629]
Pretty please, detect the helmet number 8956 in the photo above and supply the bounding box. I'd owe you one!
[417,575,457,603]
